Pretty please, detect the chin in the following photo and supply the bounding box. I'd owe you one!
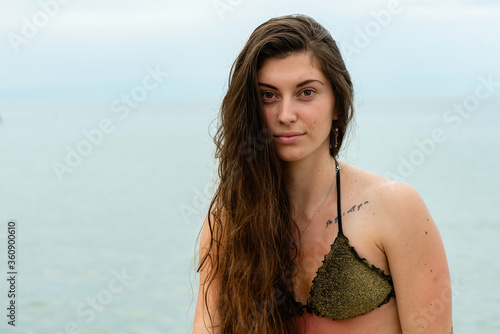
[276,150,304,162]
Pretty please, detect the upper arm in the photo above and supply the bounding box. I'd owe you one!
[380,182,452,333]
[192,215,221,334]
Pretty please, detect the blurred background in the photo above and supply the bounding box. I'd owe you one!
[0,0,499,333]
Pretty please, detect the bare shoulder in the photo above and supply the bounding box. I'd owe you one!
[338,161,435,245]
[198,210,225,268]
[339,161,426,220]
[338,160,393,191]
[193,212,222,334]
[339,163,452,332]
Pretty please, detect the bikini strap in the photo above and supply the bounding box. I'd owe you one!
[333,157,342,235]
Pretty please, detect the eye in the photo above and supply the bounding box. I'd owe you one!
[300,89,316,98]
[261,91,277,102]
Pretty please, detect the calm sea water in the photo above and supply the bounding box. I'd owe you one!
[0,96,499,333]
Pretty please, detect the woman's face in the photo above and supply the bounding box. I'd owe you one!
[257,52,336,163]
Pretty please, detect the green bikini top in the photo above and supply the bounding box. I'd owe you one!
[295,158,395,320]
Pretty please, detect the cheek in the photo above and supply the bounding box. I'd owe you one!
[262,106,279,127]
[310,113,332,134]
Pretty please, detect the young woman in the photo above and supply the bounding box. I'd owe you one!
[193,14,452,334]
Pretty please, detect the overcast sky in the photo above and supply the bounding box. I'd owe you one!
[1,0,499,102]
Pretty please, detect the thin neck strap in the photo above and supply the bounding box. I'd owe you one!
[333,157,342,234]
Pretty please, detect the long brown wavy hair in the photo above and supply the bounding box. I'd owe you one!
[197,14,354,333]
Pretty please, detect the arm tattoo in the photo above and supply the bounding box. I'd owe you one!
[450,326,453,334]
[325,201,370,227]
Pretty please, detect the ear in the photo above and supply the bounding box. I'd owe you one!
[332,110,339,121]
[331,101,339,121]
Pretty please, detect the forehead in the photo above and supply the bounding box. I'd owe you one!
[257,52,326,84]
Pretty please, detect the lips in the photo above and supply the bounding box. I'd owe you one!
[274,132,305,144]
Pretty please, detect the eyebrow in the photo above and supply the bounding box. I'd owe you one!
[258,79,325,90]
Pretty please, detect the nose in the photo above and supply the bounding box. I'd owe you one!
[277,97,297,124]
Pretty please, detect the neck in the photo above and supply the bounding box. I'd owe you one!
[285,148,337,221]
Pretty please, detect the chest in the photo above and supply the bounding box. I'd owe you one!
[292,200,390,304]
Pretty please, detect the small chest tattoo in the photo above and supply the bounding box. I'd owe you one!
[326,200,369,227]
